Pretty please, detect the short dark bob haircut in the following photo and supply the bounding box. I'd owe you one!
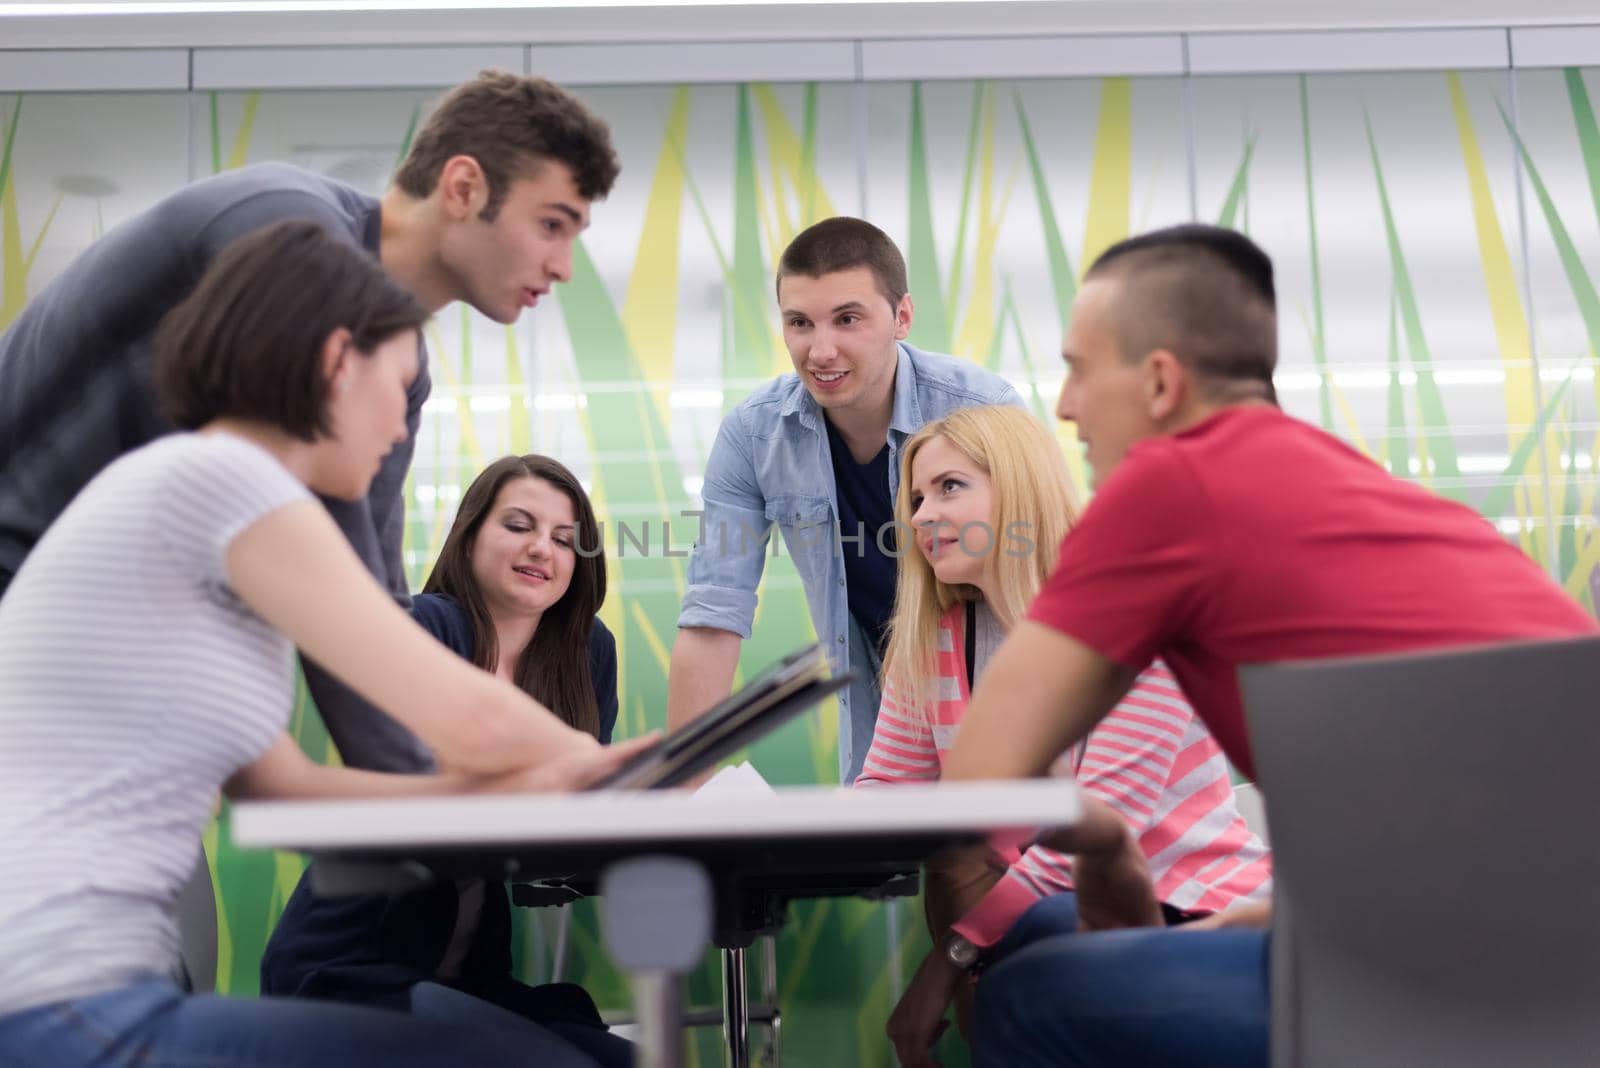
[155,220,428,440]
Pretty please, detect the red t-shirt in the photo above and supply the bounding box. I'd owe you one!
[1029,405,1598,779]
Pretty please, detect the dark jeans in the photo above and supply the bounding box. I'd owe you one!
[263,873,633,1067]
[0,977,604,1067]
[973,893,1270,1067]
[413,979,634,1067]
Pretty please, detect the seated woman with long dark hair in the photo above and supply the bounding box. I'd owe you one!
[264,454,630,1065]
[0,220,654,1068]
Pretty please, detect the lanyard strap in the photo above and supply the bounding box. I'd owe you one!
[964,599,977,691]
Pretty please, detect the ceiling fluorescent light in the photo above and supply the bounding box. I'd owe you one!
[0,0,970,14]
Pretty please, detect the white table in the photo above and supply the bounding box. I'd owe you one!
[233,780,1082,1067]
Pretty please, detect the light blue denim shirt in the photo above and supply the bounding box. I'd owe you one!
[679,341,1025,781]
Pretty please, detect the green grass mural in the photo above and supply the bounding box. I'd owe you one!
[7,66,1600,1065]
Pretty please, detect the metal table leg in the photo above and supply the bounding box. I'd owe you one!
[721,946,749,1068]
[600,856,712,1068]
[886,898,905,999]
[759,934,780,1068]
[633,971,688,1068]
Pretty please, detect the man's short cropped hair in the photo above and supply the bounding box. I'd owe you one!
[776,216,909,308]
[393,70,620,219]
[1085,224,1278,399]
[155,220,428,440]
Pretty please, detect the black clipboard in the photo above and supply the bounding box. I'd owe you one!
[592,643,854,790]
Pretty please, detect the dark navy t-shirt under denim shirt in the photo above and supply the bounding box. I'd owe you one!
[678,342,1025,782]
[262,593,620,1055]
[824,418,898,657]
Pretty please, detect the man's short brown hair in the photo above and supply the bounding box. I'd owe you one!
[1085,223,1278,402]
[776,216,909,308]
[393,70,620,219]
[155,220,428,440]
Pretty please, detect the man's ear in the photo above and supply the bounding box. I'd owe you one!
[894,293,915,340]
[435,155,488,221]
[1144,348,1188,423]
[321,327,356,394]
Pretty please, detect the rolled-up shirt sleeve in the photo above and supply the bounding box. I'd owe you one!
[679,411,771,638]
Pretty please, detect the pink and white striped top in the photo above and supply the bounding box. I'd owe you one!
[855,602,1272,947]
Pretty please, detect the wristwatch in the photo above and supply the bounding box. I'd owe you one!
[944,932,981,971]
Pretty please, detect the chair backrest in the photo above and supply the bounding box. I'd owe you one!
[1241,635,1600,1068]
[176,844,218,994]
[1231,781,1270,847]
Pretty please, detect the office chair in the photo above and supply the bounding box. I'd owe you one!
[176,844,218,993]
[1241,635,1600,1067]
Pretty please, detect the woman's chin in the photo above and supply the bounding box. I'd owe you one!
[931,563,980,589]
[308,475,368,502]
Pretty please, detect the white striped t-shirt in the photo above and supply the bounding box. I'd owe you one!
[0,431,309,1016]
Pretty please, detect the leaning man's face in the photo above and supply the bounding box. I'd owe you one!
[778,266,906,418]
[1056,279,1158,487]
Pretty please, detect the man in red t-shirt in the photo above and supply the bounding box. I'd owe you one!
[938,224,1597,1066]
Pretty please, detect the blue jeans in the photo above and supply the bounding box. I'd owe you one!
[986,890,1087,961]
[0,977,605,1067]
[412,979,633,1067]
[974,895,1270,1067]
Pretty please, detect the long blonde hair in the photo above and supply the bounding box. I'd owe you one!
[880,405,1079,713]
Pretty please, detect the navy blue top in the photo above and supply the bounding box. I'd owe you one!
[410,593,618,743]
[825,418,898,655]
[260,595,619,1007]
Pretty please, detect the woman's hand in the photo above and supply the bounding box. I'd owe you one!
[472,732,661,793]
[887,947,965,1067]
[1183,900,1273,932]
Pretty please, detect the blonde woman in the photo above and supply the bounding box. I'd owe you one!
[854,405,1270,1067]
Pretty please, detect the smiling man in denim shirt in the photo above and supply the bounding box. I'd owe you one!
[666,217,1024,782]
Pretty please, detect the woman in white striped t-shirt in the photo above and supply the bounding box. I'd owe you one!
[853,404,1271,1068]
[0,221,655,1068]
